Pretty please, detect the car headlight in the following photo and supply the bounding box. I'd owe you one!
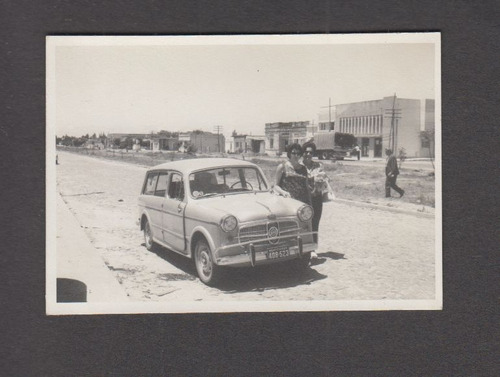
[297,205,313,222]
[220,215,238,232]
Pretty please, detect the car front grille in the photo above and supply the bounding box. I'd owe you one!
[238,219,299,244]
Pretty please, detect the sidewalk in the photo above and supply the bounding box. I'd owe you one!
[56,194,129,302]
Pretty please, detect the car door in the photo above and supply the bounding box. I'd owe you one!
[141,171,164,239]
[161,171,187,253]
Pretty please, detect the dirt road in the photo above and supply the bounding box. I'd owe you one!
[55,151,437,303]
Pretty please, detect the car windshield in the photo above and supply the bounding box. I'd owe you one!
[189,167,268,198]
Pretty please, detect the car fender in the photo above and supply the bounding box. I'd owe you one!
[189,225,217,258]
[139,210,152,231]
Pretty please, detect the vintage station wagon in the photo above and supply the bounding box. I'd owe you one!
[137,158,317,285]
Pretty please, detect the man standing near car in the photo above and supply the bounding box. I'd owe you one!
[385,148,404,198]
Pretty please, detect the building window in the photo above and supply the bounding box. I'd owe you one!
[270,138,274,149]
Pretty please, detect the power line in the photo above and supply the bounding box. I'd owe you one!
[213,125,223,153]
[384,93,401,152]
[320,97,334,131]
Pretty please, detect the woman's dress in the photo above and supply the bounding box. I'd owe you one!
[279,161,311,205]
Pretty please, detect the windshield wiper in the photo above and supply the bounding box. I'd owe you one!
[201,192,221,198]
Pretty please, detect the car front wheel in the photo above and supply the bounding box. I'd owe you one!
[194,238,221,286]
[144,219,154,251]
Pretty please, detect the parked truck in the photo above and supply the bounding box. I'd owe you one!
[313,132,356,160]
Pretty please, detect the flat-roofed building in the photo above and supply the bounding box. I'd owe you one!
[178,131,225,153]
[319,96,435,158]
[265,121,310,155]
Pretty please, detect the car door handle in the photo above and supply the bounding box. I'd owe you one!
[177,204,183,213]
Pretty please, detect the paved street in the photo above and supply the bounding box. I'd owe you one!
[54,151,437,307]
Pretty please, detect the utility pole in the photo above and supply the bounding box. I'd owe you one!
[384,93,401,152]
[320,97,335,131]
[213,125,223,153]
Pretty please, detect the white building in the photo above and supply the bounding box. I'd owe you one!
[318,96,435,158]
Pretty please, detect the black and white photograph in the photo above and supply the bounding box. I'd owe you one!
[46,33,441,314]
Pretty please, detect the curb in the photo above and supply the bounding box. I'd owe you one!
[331,198,435,218]
[56,194,129,302]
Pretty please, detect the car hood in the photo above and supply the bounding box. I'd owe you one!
[190,192,304,223]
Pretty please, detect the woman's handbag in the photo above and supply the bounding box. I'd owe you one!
[322,182,335,202]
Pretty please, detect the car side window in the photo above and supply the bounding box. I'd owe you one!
[154,172,169,197]
[143,172,159,195]
[168,173,184,201]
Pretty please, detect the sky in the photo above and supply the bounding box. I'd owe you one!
[49,34,438,138]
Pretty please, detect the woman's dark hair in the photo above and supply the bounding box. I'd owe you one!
[286,143,303,159]
[302,141,317,153]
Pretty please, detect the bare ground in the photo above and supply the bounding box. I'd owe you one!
[56,151,437,302]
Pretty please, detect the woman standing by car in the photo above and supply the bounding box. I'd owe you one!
[301,141,328,247]
[273,143,311,205]
[273,143,316,258]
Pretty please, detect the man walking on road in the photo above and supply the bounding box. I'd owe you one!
[354,145,361,160]
[385,148,404,198]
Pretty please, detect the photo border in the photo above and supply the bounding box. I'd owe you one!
[46,33,442,314]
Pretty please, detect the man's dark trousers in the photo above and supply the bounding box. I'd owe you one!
[385,175,404,197]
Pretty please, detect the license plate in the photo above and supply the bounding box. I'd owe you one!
[265,245,289,259]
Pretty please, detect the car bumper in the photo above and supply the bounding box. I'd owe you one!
[214,232,317,267]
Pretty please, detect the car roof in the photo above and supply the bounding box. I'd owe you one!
[147,157,258,174]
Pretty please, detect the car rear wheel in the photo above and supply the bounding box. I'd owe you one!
[144,219,154,251]
[194,238,221,286]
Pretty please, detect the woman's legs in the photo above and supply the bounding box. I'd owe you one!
[311,195,323,244]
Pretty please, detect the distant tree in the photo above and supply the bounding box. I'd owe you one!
[334,132,356,148]
[397,147,407,168]
[186,143,197,154]
[113,138,121,147]
[419,130,435,170]
[120,137,134,149]
[232,130,237,137]
[158,130,179,138]
[91,133,97,139]
[60,135,70,146]
[73,137,86,147]
[59,135,77,146]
